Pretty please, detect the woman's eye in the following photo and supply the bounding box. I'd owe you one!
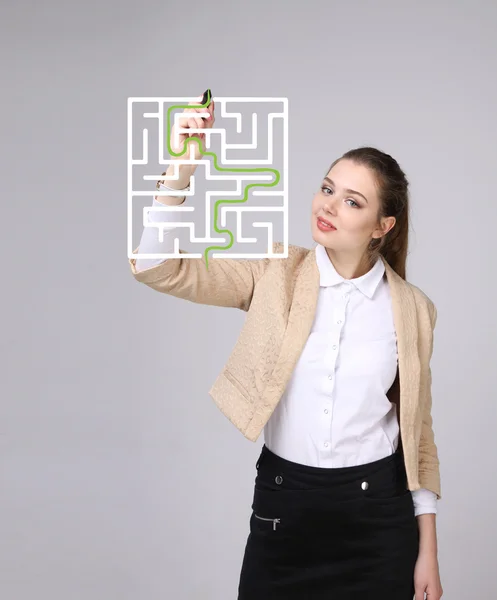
[321,186,360,208]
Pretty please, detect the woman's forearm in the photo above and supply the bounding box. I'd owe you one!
[417,513,438,555]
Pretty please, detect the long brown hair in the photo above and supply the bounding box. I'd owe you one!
[325,147,410,280]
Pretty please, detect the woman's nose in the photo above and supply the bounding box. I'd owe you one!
[323,200,337,215]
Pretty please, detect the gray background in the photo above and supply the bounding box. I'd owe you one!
[1,0,496,598]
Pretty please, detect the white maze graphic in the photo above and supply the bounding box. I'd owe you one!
[127,97,288,264]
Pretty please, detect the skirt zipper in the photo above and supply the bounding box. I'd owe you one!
[254,513,281,530]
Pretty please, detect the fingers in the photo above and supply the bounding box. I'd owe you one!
[187,116,204,137]
[185,100,215,136]
[188,94,215,122]
[176,95,215,140]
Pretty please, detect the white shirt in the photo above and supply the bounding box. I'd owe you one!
[134,197,437,515]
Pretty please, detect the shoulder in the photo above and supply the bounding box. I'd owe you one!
[265,242,313,276]
[270,241,311,263]
[406,281,437,329]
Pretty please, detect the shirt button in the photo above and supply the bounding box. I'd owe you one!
[324,409,329,414]
[275,475,283,485]
[324,442,329,447]
[328,374,333,380]
[332,345,337,350]
[337,320,342,324]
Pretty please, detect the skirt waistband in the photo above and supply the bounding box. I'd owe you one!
[255,444,408,500]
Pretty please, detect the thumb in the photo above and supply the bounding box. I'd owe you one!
[414,587,425,600]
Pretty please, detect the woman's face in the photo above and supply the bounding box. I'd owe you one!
[311,159,393,255]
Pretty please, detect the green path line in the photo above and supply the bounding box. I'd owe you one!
[166,91,281,270]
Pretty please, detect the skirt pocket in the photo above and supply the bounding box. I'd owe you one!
[362,486,416,523]
[253,513,281,531]
[363,486,412,504]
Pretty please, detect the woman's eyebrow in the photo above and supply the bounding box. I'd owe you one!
[323,177,368,203]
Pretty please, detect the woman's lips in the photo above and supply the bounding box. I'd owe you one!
[317,217,337,232]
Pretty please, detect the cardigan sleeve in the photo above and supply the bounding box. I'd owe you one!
[129,218,279,311]
[417,302,442,499]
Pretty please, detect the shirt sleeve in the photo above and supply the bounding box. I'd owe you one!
[411,487,438,516]
[134,197,185,272]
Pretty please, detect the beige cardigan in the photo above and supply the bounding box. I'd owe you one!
[129,242,441,499]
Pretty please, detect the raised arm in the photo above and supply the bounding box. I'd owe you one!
[130,241,272,311]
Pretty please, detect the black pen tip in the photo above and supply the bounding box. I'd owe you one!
[202,88,212,105]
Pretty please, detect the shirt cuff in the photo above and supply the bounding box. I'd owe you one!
[133,198,183,272]
[411,487,438,516]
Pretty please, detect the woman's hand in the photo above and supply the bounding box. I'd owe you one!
[414,550,443,599]
[169,90,216,163]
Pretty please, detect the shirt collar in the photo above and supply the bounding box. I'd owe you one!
[315,243,385,299]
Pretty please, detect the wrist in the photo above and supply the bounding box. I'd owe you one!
[418,544,438,557]
[164,163,196,188]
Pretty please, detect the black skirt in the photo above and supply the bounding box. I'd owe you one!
[237,444,419,599]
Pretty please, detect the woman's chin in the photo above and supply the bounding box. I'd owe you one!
[312,227,336,244]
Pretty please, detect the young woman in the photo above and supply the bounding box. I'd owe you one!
[129,94,443,600]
